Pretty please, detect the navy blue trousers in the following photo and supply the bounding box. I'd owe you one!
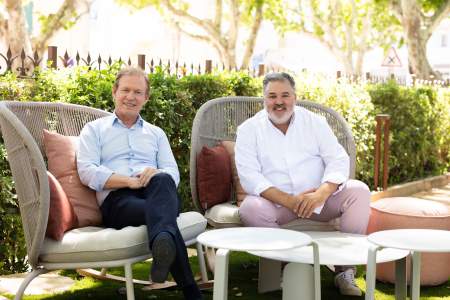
[100,173,196,287]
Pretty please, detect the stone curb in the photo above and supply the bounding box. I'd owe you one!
[371,173,450,201]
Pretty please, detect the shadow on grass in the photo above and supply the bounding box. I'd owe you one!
[5,252,450,300]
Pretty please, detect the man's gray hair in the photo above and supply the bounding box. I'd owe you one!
[113,66,150,96]
[262,72,296,93]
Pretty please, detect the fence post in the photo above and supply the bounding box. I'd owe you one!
[336,70,341,79]
[258,64,265,76]
[138,54,146,70]
[365,72,371,81]
[205,60,212,73]
[48,46,57,69]
[374,114,391,191]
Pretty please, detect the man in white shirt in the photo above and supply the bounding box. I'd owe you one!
[235,72,370,296]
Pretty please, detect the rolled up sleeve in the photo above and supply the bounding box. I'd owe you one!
[235,124,274,196]
[315,116,349,185]
[77,123,113,191]
[156,130,180,186]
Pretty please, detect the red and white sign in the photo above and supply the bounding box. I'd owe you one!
[381,47,402,67]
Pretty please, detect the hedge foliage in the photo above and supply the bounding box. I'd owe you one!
[0,66,448,274]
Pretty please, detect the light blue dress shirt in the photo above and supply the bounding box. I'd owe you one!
[77,113,180,206]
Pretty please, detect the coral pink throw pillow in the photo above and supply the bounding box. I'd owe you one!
[43,130,102,227]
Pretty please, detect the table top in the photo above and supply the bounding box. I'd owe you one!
[249,231,409,265]
[197,227,312,251]
[368,229,450,252]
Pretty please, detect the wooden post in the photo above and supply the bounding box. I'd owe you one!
[138,54,146,70]
[258,64,265,77]
[336,70,341,79]
[374,116,382,190]
[48,46,57,69]
[374,114,391,191]
[365,72,371,81]
[205,60,212,73]
[382,116,391,190]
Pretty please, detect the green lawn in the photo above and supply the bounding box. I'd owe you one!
[1,251,449,299]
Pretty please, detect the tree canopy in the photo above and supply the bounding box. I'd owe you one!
[116,0,283,69]
[269,0,401,75]
[0,0,90,61]
[386,0,450,79]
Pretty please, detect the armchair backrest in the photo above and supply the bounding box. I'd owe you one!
[1,101,110,158]
[0,101,110,269]
[189,96,356,213]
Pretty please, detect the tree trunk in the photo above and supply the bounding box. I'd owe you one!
[4,0,32,56]
[240,3,263,69]
[400,0,439,80]
[32,0,80,58]
[355,50,365,76]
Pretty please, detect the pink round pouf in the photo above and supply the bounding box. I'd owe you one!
[367,197,450,286]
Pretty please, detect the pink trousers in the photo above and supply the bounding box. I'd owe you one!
[238,179,371,235]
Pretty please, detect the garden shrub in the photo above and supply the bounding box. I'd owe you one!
[295,72,376,188]
[0,143,27,274]
[0,66,448,274]
[368,81,450,184]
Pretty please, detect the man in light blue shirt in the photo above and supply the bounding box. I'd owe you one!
[77,66,202,300]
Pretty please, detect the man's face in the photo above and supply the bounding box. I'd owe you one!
[264,80,296,126]
[112,74,148,121]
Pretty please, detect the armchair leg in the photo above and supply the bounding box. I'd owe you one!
[14,268,48,300]
[124,263,135,300]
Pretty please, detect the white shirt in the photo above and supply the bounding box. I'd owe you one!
[235,106,349,213]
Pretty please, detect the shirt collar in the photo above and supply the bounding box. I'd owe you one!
[111,112,144,128]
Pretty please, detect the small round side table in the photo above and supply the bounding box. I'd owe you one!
[197,227,320,300]
[366,229,450,300]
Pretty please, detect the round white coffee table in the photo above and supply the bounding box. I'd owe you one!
[197,227,320,300]
[366,229,450,300]
[249,231,409,300]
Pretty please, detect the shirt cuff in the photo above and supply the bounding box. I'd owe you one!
[92,166,114,191]
[331,181,347,196]
[321,172,347,186]
[254,180,274,197]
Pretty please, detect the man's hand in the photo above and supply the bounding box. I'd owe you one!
[137,167,159,187]
[295,189,327,218]
[291,189,316,216]
[127,177,143,189]
[294,182,339,218]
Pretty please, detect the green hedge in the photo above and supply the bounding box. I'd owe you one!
[0,66,448,274]
[368,81,450,183]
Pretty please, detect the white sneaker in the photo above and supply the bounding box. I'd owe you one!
[334,268,362,296]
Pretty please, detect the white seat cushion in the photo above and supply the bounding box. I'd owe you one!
[40,211,207,263]
[205,202,338,231]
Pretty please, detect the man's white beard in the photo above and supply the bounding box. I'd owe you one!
[265,103,293,125]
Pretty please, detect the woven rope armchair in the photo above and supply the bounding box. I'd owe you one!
[190,96,356,222]
[0,101,208,300]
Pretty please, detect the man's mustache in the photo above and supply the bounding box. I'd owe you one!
[273,104,286,109]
